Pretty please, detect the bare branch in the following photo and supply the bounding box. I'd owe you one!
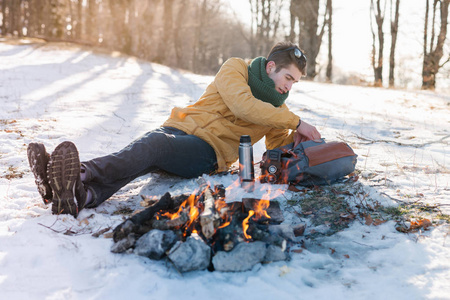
[439,55,450,68]
[351,133,450,148]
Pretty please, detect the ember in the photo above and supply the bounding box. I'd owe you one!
[111,178,303,272]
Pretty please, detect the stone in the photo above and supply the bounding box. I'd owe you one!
[293,223,306,237]
[263,244,288,263]
[134,229,179,260]
[212,241,267,272]
[268,224,296,241]
[167,234,211,272]
[110,233,136,253]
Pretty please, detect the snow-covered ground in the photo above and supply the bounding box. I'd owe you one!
[0,40,449,299]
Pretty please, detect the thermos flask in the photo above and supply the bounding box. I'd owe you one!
[239,135,255,192]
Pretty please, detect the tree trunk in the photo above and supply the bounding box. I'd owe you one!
[27,0,35,36]
[76,0,82,40]
[174,0,188,68]
[192,0,207,73]
[289,0,297,42]
[422,0,449,90]
[248,0,282,57]
[67,0,74,39]
[137,0,159,61]
[370,0,385,87]
[9,0,18,36]
[1,0,7,35]
[86,0,97,43]
[155,0,174,64]
[388,0,400,87]
[49,0,64,39]
[109,0,132,54]
[325,0,333,82]
[35,0,46,36]
[291,0,327,80]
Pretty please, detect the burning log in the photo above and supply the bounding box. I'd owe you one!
[140,193,190,208]
[150,210,190,230]
[110,182,292,272]
[113,192,174,242]
[197,178,220,239]
[242,198,284,224]
[212,202,246,252]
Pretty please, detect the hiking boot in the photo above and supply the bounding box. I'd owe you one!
[48,141,87,218]
[27,142,52,204]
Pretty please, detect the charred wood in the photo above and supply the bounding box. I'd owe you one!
[140,192,190,208]
[197,178,220,239]
[113,192,174,242]
[150,210,190,230]
[211,201,246,253]
[242,198,285,224]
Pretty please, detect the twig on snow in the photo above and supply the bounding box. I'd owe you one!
[379,192,407,204]
[350,133,450,148]
[352,241,377,249]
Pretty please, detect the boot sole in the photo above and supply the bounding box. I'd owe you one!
[27,143,52,204]
[48,141,80,217]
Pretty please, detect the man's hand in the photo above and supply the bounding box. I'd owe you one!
[294,121,321,147]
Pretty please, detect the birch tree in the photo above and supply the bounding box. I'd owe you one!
[422,0,449,90]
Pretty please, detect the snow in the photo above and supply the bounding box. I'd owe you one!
[1,40,450,299]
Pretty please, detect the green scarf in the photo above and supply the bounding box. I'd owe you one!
[247,56,288,107]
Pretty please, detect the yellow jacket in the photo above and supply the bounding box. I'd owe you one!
[163,57,301,172]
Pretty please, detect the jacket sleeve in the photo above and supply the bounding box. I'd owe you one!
[214,58,300,130]
[265,128,295,150]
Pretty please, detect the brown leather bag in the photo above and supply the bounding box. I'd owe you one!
[260,139,357,186]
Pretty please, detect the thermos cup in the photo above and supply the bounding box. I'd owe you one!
[239,135,255,192]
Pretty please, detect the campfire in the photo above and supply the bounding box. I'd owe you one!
[111,178,305,272]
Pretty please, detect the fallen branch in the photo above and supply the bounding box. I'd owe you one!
[352,241,377,249]
[350,133,450,148]
[379,192,407,204]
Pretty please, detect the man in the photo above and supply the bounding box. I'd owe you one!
[27,41,321,218]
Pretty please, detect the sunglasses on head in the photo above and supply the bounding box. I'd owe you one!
[268,47,307,61]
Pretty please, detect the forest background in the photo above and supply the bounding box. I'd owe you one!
[0,0,449,92]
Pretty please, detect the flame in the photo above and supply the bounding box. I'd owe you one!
[186,193,199,227]
[161,201,185,220]
[242,210,254,240]
[215,199,228,213]
[253,199,271,219]
[218,220,231,229]
[225,178,241,191]
[158,193,199,228]
[214,198,231,229]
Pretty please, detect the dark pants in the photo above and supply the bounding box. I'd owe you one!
[82,127,217,207]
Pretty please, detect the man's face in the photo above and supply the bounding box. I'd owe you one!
[266,61,303,94]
